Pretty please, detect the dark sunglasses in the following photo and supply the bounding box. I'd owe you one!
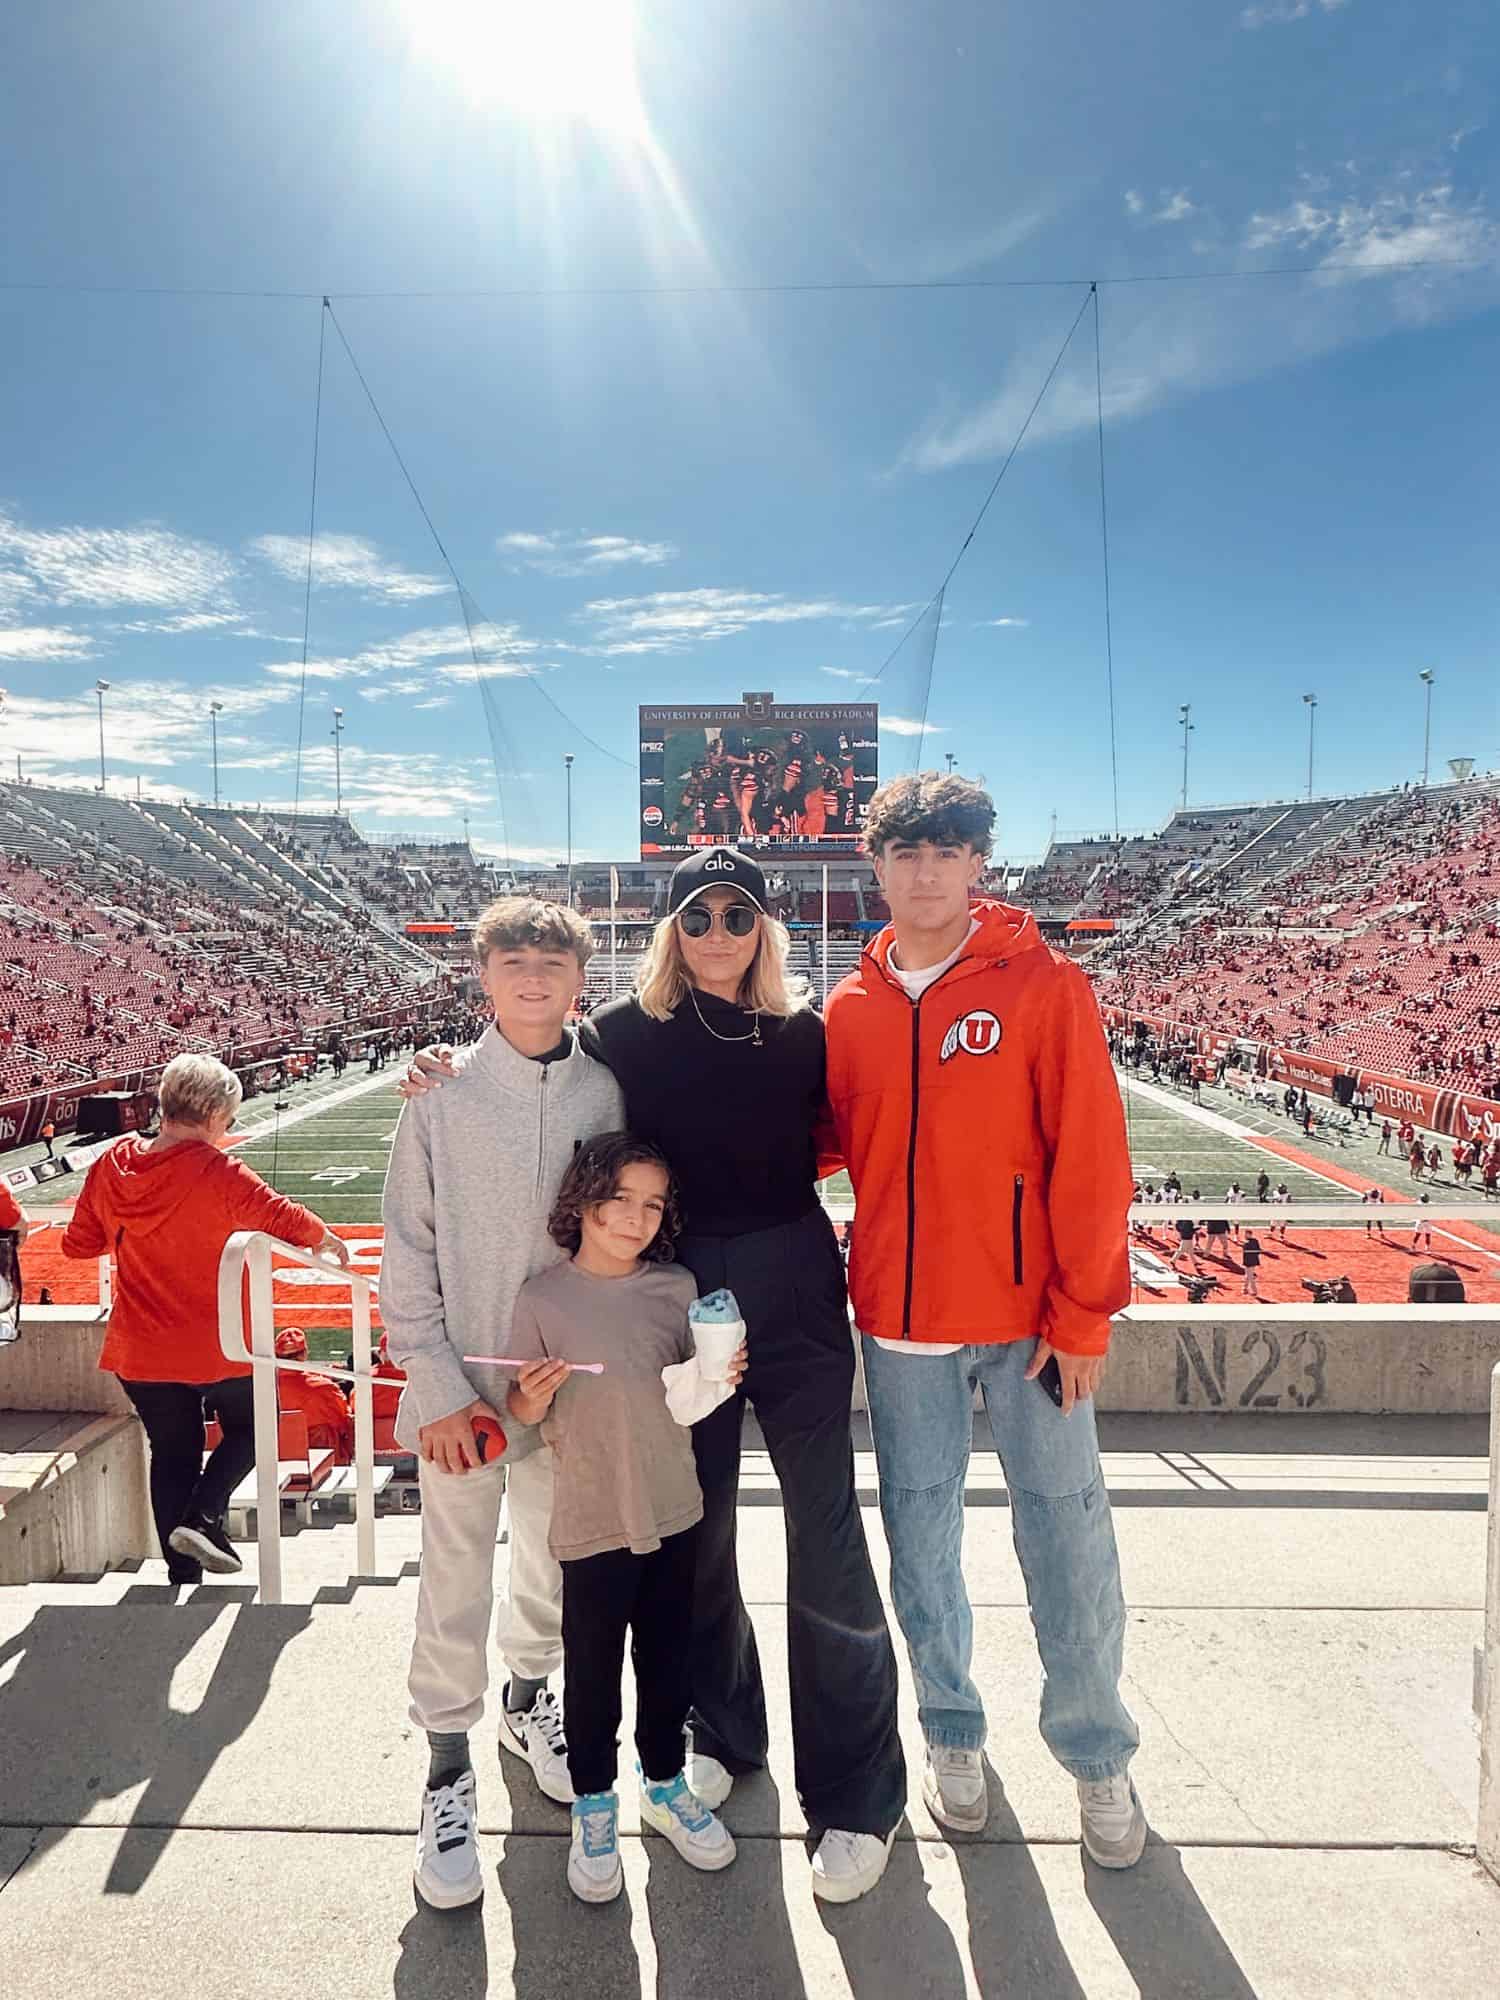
[678,903,759,939]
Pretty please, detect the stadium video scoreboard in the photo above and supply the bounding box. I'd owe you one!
[639,699,878,858]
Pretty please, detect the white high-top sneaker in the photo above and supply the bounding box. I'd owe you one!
[414,1769,483,1909]
[922,1745,988,1832]
[498,1685,573,1805]
[1078,1774,1148,1868]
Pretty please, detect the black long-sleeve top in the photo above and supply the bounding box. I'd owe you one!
[579,991,826,1239]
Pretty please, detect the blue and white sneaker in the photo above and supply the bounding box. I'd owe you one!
[568,1790,623,1903]
[638,1769,736,1871]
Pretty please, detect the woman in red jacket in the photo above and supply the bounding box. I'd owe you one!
[63,1053,346,1584]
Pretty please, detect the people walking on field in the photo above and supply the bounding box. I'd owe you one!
[1361,1187,1385,1238]
[1379,1119,1393,1156]
[1270,1183,1291,1241]
[1412,1197,1434,1254]
[382,897,623,1912]
[1427,1142,1443,1181]
[1240,1233,1262,1299]
[825,771,1146,1870]
[1409,1138,1427,1181]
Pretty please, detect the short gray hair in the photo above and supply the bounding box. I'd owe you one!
[157,1053,244,1128]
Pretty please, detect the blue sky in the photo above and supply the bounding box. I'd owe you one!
[1,0,1496,862]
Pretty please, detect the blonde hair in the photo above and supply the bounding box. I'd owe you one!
[158,1053,243,1128]
[473,896,594,968]
[635,907,808,1022]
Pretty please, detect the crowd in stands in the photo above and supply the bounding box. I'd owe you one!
[1091,787,1500,1097]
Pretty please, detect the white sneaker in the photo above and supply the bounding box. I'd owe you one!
[414,1770,483,1909]
[810,1826,896,1904]
[1078,1774,1148,1869]
[686,1749,733,1809]
[922,1745,987,1832]
[498,1686,573,1805]
[568,1791,623,1903]
[639,1771,736,1871]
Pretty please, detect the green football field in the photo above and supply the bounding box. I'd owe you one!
[231,1067,1376,1228]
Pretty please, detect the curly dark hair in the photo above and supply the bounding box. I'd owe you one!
[862,771,996,859]
[548,1132,682,1263]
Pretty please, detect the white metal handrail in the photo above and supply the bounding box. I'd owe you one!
[1481,1362,1500,1882]
[216,1230,379,1604]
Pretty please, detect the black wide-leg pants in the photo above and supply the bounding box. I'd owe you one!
[676,1208,906,1837]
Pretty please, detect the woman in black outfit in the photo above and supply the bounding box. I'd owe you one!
[577,849,904,1903]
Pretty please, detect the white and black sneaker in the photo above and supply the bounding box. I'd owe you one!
[168,1513,242,1575]
[414,1769,484,1909]
[498,1685,573,1805]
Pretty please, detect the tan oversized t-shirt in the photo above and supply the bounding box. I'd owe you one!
[509,1259,703,1560]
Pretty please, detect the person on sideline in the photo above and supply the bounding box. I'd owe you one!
[507,1134,744,1903]
[402,849,906,1904]
[381,898,623,1912]
[60,1053,347,1585]
[823,772,1146,1869]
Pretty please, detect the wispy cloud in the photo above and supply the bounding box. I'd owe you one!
[853,210,1054,284]
[260,622,523,685]
[903,179,1499,471]
[881,715,945,737]
[1125,189,1198,225]
[0,513,238,610]
[113,611,249,635]
[358,677,430,702]
[820,666,864,680]
[1240,0,1349,27]
[0,625,98,661]
[249,532,448,603]
[414,696,453,710]
[245,745,494,821]
[1,679,292,776]
[498,530,677,577]
[577,589,910,655]
[977,616,1030,629]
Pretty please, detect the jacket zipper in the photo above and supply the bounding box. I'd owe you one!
[894,959,969,1340]
[1011,1174,1024,1285]
[535,1066,549,1197]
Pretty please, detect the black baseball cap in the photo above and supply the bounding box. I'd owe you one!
[667,847,768,916]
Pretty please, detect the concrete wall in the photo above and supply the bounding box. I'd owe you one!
[0,1413,151,1584]
[0,1308,131,1415]
[1099,1313,1500,1416]
[1,1310,150,1582]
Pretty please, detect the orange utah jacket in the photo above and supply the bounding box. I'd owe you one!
[823,900,1133,1356]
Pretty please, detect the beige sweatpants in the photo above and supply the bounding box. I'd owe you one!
[407,1445,563,1736]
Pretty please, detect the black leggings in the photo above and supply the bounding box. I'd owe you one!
[677,1208,906,1838]
[119,1375,256,1573]
[561,1526,699,1797]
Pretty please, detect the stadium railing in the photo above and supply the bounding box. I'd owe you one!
[1484,1359,1500,1885]
[215,1229,379,1603]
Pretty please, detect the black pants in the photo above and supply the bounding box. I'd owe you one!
[677,1208,906,1837]
[561,1526,699,1797]
[119,1375,256,1578]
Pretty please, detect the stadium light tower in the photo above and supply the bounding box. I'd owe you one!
[331,707,345,815]
[209,699,224,808]
[564,752,575,907]
[1418,668,1435,789]
[94,680,111,791]
[1178,703,1193,811]
[945,752,957,774]
[1302,692,1318,801]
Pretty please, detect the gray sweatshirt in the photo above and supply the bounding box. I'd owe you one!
[378,1023,624,1450]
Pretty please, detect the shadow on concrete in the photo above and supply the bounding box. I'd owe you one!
[950,1770,1088,2000]
[1083,1838,1260,1999]
[818,1821,969,2000]
[646,1828,808,1999]
[0,1597,311,1891]
[648,1772,808,2000]
[494,1828,641,1997]
[393,1888,490,2000]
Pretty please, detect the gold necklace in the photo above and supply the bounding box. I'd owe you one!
[688,985,763,1047]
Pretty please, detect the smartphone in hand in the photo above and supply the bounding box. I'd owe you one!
[1037,1355,1066,1408]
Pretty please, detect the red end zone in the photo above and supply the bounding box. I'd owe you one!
[20,1221,385,1326]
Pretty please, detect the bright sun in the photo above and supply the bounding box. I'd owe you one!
[405,0,647,139]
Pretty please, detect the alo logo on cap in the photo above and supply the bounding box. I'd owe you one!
[703,852,737,872]
[940,1009,1003,1064]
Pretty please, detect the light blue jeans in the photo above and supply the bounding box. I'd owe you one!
[861,1334,1139,1781]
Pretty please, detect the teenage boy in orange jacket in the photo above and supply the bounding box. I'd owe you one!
[823,772,1146,1867]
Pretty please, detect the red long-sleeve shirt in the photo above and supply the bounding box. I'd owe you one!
[62,1136,324,1383]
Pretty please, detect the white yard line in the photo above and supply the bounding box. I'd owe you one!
[229,1066,400,1146]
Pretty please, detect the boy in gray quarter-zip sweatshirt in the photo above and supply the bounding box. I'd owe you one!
[380,1023,622,1450]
